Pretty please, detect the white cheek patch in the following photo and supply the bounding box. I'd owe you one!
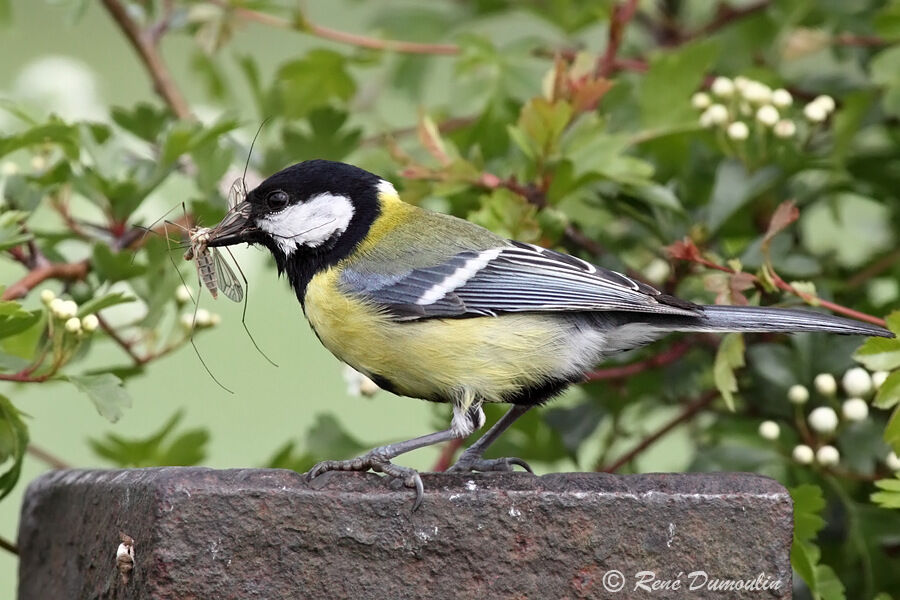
[259,193,355,255]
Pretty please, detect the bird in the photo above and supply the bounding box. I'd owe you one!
[207,159,893,508]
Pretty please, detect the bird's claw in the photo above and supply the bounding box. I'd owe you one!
[447,455,534,474]
[306,452,425,511]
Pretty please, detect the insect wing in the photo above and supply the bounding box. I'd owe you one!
[227,177,247,211]
[213,247,244,303]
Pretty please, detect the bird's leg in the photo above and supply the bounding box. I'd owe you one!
[448,405,534,474]
[307,402,485,510]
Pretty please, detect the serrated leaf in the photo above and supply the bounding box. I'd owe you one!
[0,306,41,340]
[707,160,781,232]
[65,373,133,423]
[886,406,900,453]
[792,484,827,541]
[305,413,367,460]
[874,370,900,410]
[275,50,356,119]
[0,394,28,500]
[714,333,745,411]
[92,244,146,283]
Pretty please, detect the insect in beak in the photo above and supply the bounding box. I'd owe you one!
[207,201,257,247]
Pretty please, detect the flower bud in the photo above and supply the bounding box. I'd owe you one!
[726,122,749,140]
[842,367,872,397]
[175,284,192,304]
[64,317,81,333]
[691,92,712,109]
[1,162,19,176]
[841,398,868,422]
[758,420,780,440]
[811,94,836,113]
[887,451,900,472]
[816,445,839,466]
[81,314,99,332]
[773,119,796,138]
[803,102,828,123]
[742,81,772,104]
[787,384,810,405]
[30,155,47,171]
[711,77,735,98]
[808,406,839,433]
[872,371,889,390]
[209,313,222,327]
[700,104,729,127]
[195,308,212,327]
[733,76,750,92]
[793,444,814,465]
[814,373,837,396]
[180,313,195,331]
[40,289,56,305]
[60,300,78,319]
[756,105,779,127]
[771,88,793,108]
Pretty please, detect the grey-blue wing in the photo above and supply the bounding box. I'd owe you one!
[340,241,700,320]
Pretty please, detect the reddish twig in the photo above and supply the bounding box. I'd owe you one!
[597,0,640,77]
[598,389,718,472]
[834,33,895,47]
[432,438,466,472]
[27,444,72,470]
[100,0,191,119]
[215,1,459,55]
[683,0,771,42]
[1,260,90,301]
[585,340,692,381]
[97,316,148,366]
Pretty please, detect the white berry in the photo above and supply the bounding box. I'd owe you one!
[816,445,840,466]
[195,308,212,327]
[808,406,839,433]
[793,444,814,465]
[756,105,779,127]
[773,119,796,138]
[771,88,793,108]
[841,398,869,422]
[691,92,712,109]
[711,77,735,98]
[179,313,195,331]
[788,384,810,405]
[700,104,729,127]
[814,373,837,396]
[81,314,100,332]
[742,81,772,104]
[842,367,872,397]
[758,420,781,440]
[727,121,749,140]
[40,289,56,305]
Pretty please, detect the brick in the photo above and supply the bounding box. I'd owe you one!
[18,468,792,599]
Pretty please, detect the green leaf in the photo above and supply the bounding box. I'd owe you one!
[886,406,900,454]
[791,485,845,600]
[874,370,900,410]
[713,333,745,411]
[467,189,541,242]
[0,209,30,251]
[706,160,780,232]
[801,194,894,269]
[275,50,356,119]
[65,373,133,423]
[793,484,827,541]
[0,302,41,340]
[639,39,718,129]
[0,119,79,159]
[871,476,900,510]
[89,410,208,467]
[77,291,136,318]
[305,414,367,460]
[111,102,171,143]
[0,394,28,501]
[854,338,900,373]
[92,244,146,283]
[870,45,900,118]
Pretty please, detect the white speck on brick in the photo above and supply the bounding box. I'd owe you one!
[465,480,477,491]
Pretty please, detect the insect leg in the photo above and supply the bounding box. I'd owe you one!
[225,247,278,367]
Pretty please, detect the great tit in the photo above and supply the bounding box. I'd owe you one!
[208,159,892,508]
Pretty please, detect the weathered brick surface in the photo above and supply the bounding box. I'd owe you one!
[18,468,792,599]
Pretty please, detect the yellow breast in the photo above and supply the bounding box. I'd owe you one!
[303,269,581,405]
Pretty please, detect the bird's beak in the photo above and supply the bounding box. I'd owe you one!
[207,201,257,247]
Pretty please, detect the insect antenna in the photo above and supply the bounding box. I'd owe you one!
[242,117,271,191]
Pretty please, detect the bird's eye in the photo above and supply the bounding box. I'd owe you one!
[265,190,289,211]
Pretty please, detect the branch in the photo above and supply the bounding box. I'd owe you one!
[100,0,191,119]
[585,340,692,381]
[216,1,459,55]
[1,260,89,301]
[0,534,17,556]
[597,0,640,77]
[683,0,772,42]
[27,444,72,470]
[598,389,718,472]
[432,438,465,472]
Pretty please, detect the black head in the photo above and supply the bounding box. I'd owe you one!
[208,159,385,300]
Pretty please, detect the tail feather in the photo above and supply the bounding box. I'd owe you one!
[691,305,892,338]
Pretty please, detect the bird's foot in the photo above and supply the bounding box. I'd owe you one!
[306,451,425,510]
[446,455,534,474]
